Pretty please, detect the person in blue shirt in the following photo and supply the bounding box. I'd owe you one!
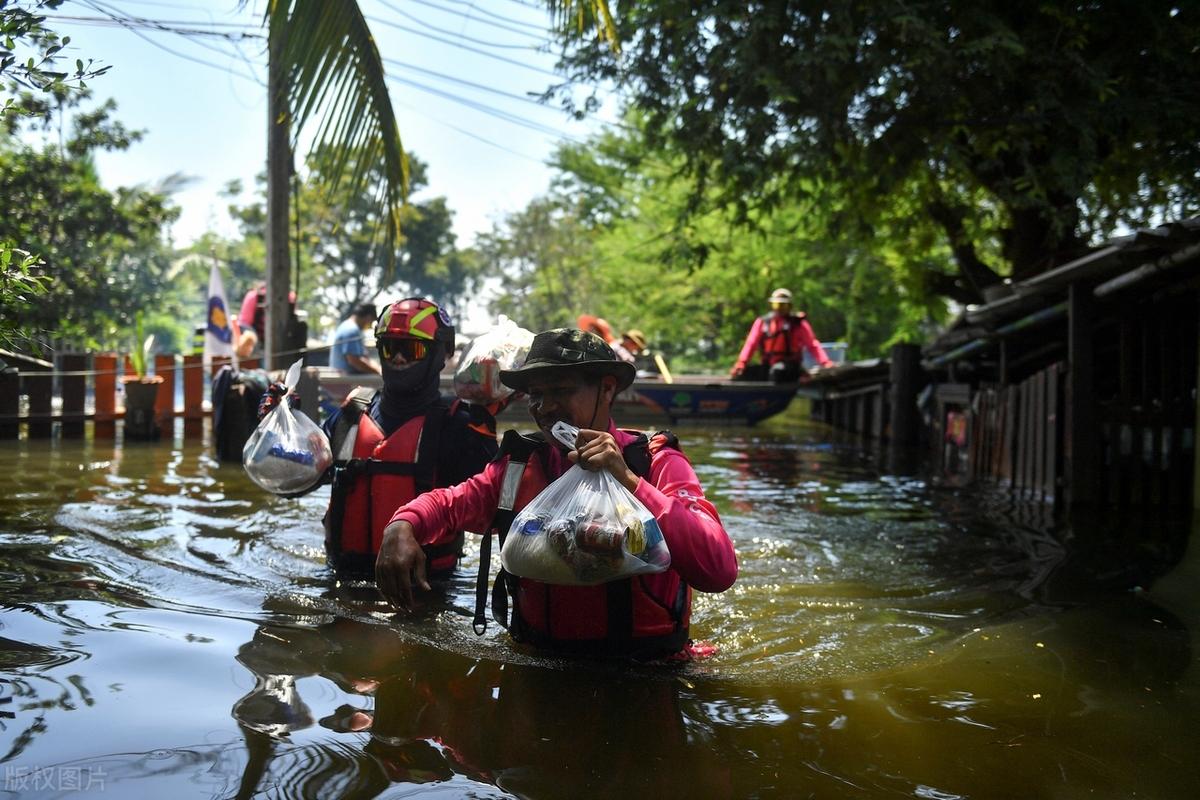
[329,303,381,375]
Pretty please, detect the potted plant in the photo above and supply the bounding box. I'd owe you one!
[121,313,163,440]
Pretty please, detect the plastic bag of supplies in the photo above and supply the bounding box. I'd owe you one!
[243,359,333,496]
[500,422,671,585]
[453,316,535,404]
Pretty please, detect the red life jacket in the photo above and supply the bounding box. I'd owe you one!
[475,430,690,660]
[759,312,807,365]
[324,393,461,577]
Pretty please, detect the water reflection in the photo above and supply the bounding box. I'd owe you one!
[1,417,1199,798]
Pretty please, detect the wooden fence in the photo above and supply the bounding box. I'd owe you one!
[0,351,255,440]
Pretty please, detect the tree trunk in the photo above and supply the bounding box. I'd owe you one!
[266,17,292,372]
[926,197,1004,302]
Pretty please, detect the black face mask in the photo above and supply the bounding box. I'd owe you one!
[377,343,446,425]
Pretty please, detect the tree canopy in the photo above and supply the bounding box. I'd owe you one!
[554,0,1200,302]
[480,119,946,368]
[0,95,184,353]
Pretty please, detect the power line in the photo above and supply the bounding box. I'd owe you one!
[45,13,259,31]
[387,0,550,40]
[384,56,553,111]
[44,13,262,38]
[386,73,583,142]
[372,4,540,51]
[393,98,545,164]
[385,56,631,138]
[363,12,561,78]
[72,0,263,84]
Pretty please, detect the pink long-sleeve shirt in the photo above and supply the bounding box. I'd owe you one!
[391,424,738,594]
[736,313,832,369]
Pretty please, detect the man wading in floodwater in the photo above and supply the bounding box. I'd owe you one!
[375,328,738,660]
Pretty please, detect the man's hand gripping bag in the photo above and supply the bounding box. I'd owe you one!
[500,423,670,585]
[243,359,333,496]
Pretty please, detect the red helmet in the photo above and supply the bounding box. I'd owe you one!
[375,298,455,352]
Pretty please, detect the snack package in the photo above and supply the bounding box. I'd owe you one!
[453,316,535,404]
[500,423,671,585]
[243,359,333,496]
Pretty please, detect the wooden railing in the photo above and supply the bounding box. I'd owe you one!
[0,350,258,440]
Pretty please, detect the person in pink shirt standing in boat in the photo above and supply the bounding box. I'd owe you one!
[375,327,738,661]
[731,287,833,383]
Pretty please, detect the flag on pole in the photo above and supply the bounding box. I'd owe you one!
[204,259,238,367]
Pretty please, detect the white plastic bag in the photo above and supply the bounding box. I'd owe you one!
[453,316,535,404]
[500,423,671,585]
[243,359,333,496]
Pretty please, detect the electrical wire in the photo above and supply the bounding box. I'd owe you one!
[363,13,561,78]
[386,73,584,142]
[71,0,263,84]
[392,98,545,163]
[407,0,550,37]
[377,0,548,44]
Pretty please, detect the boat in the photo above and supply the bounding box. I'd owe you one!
[300,369,804,427]
[619,376,801,426]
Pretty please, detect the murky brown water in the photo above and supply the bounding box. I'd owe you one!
[1,407,1197,799]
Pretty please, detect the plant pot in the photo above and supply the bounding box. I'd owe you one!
[121,375,164,441]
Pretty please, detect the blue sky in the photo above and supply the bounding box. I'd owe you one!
[45,0,617,249]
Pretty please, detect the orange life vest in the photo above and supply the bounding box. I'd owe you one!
[324,397,461,577]
[759,312,807,364]
[476,430,690,659]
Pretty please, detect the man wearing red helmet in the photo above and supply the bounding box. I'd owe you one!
[260,298,499,577]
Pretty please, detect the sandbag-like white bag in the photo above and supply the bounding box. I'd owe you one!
[243,359,333,496]
[453,316,535,404]
[500,422,671,585]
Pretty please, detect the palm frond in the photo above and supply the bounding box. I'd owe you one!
[268,0,408,277]
[545,0,619,51]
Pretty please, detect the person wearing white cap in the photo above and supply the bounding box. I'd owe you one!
[730,287,833,382]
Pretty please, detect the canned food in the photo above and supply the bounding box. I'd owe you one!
[575,519,626,554]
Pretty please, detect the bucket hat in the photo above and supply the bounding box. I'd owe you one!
[500,328,637,392]
[623,329,648,351]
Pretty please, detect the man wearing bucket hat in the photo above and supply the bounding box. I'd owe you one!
[375,328,738,660]
[730,287,834,382]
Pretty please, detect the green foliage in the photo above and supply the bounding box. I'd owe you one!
[226,148,483,330]
[127,311,154,378]
[1,0,108,120]
[267,0,407,274]
[0,242,49,351]
[554,0,1200,297]
[480,121,949,371]
[0,93,181,353]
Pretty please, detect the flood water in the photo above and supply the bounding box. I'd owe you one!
[1,407,1198,799]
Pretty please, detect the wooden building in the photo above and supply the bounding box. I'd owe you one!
[808,218,1200,511]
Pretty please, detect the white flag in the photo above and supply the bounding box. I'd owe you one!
[203,260,237,365]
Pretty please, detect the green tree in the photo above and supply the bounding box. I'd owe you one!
[481,120,946,369]
[554,0,1200,301]
[224,150,481,330]
[1,0,108,350]
[0,95,180,352]
[259,1,616,364]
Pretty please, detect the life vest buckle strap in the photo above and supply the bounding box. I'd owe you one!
[498,460,524,510]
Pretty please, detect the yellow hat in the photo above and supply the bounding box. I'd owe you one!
[623,329,648,350]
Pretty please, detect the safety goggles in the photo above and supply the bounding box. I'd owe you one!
[378,337,428,365]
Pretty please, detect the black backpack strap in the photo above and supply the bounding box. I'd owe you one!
[473,429,545,635]
[412,403,447,495]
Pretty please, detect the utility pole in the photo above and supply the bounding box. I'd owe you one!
[265,14,291,371]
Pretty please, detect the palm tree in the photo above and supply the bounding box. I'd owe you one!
[261,1,616,369]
